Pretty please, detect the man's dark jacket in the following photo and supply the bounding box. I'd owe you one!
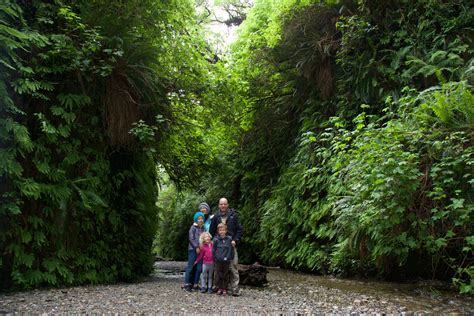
[209,208,243,245]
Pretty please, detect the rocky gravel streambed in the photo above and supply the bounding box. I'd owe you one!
[1,261,472,314]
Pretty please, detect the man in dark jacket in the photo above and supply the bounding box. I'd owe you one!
[209,197,243,296]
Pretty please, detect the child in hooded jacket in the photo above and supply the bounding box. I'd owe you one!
[183,211,204,291]
[194,232,214,293]
[212,223,234,296]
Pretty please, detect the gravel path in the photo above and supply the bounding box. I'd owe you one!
[1,261,472,314]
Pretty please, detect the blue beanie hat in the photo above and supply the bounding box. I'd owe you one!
[193,211,204,223]
[198,202,210,213]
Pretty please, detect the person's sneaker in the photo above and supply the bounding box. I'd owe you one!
[232,289,240,297]
[222,289,227,296]
[200,287,207,293]
[192,285,200,291]
[216,289,223,295]
[208,288,213,294]
[184,284,192,292]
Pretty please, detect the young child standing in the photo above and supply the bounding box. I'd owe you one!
[212,223,234,296]
[183,211,205,292]
[194,232,214,293]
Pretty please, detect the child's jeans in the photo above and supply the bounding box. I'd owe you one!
[200,263,214,290]
[184,249,202,286]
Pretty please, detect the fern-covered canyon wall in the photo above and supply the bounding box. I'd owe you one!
[231,0,474,293]
[0,0,221,289]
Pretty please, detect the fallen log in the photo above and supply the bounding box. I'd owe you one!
[237,263,268,287]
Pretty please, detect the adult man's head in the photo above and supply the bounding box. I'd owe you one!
[218,197,229,215]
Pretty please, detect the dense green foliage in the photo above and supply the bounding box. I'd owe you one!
[3,0,473,295]
[229,0,473,293]
[157,0,473,294]
[153,183,208,261]
[0,0,218,289]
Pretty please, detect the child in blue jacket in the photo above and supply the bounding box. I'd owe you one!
[183,211,204,291]
[212,223,234,296]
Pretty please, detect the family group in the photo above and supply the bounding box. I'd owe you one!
[183,197,243,296]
